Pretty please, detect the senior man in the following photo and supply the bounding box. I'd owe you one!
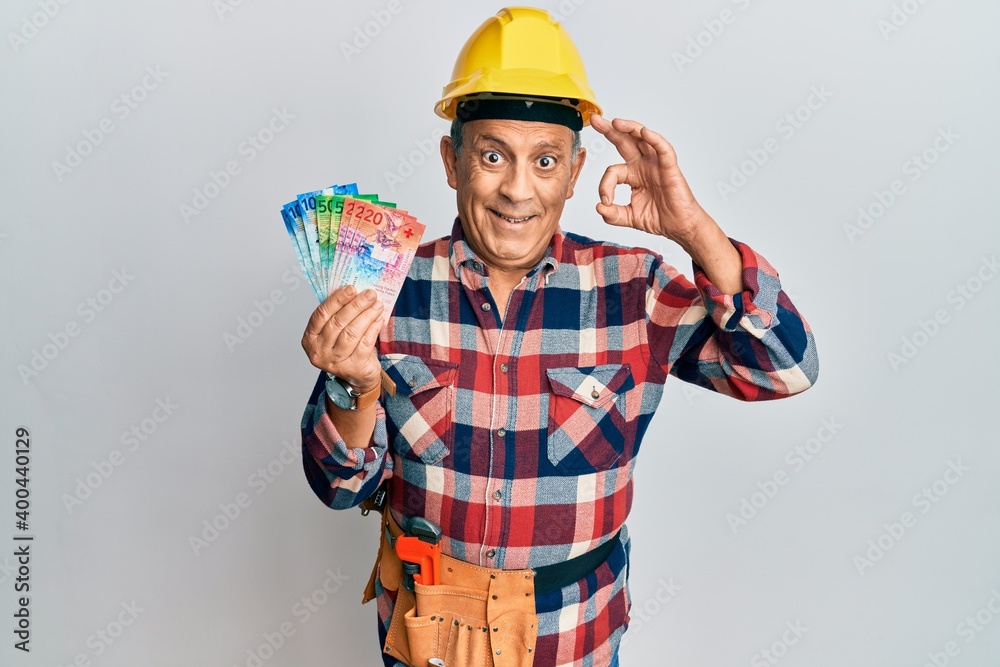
[300,7,818,667]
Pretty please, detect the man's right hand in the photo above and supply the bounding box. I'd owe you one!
[301,285,385,392]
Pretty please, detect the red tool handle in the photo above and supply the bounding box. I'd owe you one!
[395,535,442,586]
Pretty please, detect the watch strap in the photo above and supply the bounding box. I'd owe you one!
[326,368,397,411]
[353,379,382,411]
[354,369,397,409]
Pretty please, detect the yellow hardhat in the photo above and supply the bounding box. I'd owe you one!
[435,7,602,128]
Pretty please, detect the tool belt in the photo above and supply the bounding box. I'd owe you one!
[360,489,619,667]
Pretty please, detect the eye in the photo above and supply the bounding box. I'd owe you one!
[537,155,555,169]
[483,151,502,164]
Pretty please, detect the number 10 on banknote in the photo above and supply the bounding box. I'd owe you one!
[280,184,426,315]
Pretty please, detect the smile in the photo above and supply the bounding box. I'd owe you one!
[489,209,536,224]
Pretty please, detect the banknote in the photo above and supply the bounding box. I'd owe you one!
[316,183,359,289]
[323,193,382,294]
[331,197,407,291]
[279,182,425,315]
[336,201,426,313]
[284,200,324,297]
[281,204,325,302]
[296,191,324,284]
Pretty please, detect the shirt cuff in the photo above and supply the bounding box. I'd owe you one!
[691,236,782,333]
[301,378,388,471]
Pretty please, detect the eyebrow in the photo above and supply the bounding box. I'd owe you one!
[477,134,566,154]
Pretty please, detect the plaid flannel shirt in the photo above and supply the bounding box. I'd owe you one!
[301,218,818,666]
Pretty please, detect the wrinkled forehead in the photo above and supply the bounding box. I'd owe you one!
[463,118,576,153]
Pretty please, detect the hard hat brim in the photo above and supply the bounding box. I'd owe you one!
[436,68,602,126]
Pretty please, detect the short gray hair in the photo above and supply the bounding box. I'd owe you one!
[450,118,582,162]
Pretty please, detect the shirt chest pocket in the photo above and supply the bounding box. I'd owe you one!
[380,354,459,466]
[545,364,633,475]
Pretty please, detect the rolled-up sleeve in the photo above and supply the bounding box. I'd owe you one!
[300,370,393,509]
[644,236,819,400]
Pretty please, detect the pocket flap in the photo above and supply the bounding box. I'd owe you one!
[546,364,631,409]
[380,354,458,397]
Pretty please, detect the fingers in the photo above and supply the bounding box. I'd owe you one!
[612,118,678,168]
[596,200,631,227]
[593,116,677,168]
[303,285,356,338]
[597,163,636,226]
[590,114,642,162]
[358,313,385,354]
[301,286,386,382]
[598,163,628,206]
[322,290,384,356]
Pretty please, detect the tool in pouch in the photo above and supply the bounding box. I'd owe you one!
[366,482,443,592]
[361,485,538,667]
[392,517,442,591]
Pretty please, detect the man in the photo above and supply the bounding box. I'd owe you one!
[300,7,818,666]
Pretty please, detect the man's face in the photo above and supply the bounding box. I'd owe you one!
[440,118,586,275]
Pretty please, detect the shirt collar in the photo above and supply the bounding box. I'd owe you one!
[448,217,562,280]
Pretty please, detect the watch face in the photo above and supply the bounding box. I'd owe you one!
[325,377,353,410]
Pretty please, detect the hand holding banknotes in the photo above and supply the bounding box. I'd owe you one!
[301,284,385,393]
[284,181,425,425]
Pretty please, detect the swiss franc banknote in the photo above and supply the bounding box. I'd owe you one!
[279,183,424,315]
[336,201,425,313]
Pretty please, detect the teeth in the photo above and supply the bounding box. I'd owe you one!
[493,210,532,223]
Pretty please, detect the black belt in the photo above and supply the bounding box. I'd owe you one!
[366,484,620,595]
[531,531,621,595]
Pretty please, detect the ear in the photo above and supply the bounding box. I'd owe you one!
[440,136,458,191]
[565,146,587,200]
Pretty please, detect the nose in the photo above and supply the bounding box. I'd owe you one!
[497,159,533,206]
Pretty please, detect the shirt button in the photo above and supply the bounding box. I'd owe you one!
[472,261,482,272]
[493,489,502,501]
[496,427,506,437]
[500,363,509,373]
[486,549,496,558]
[481,302,492,312]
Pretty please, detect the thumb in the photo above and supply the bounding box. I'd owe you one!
[596,201,631,227]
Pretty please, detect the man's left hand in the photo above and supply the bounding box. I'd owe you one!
[591,115,711,244]
[590,114,745,295]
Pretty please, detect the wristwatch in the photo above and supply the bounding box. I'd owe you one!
[325,373,381,411]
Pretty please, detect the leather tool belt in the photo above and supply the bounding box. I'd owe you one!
[360,489,621,667]
[366,505,538,667]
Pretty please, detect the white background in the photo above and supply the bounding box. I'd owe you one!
[2,1,999,665]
